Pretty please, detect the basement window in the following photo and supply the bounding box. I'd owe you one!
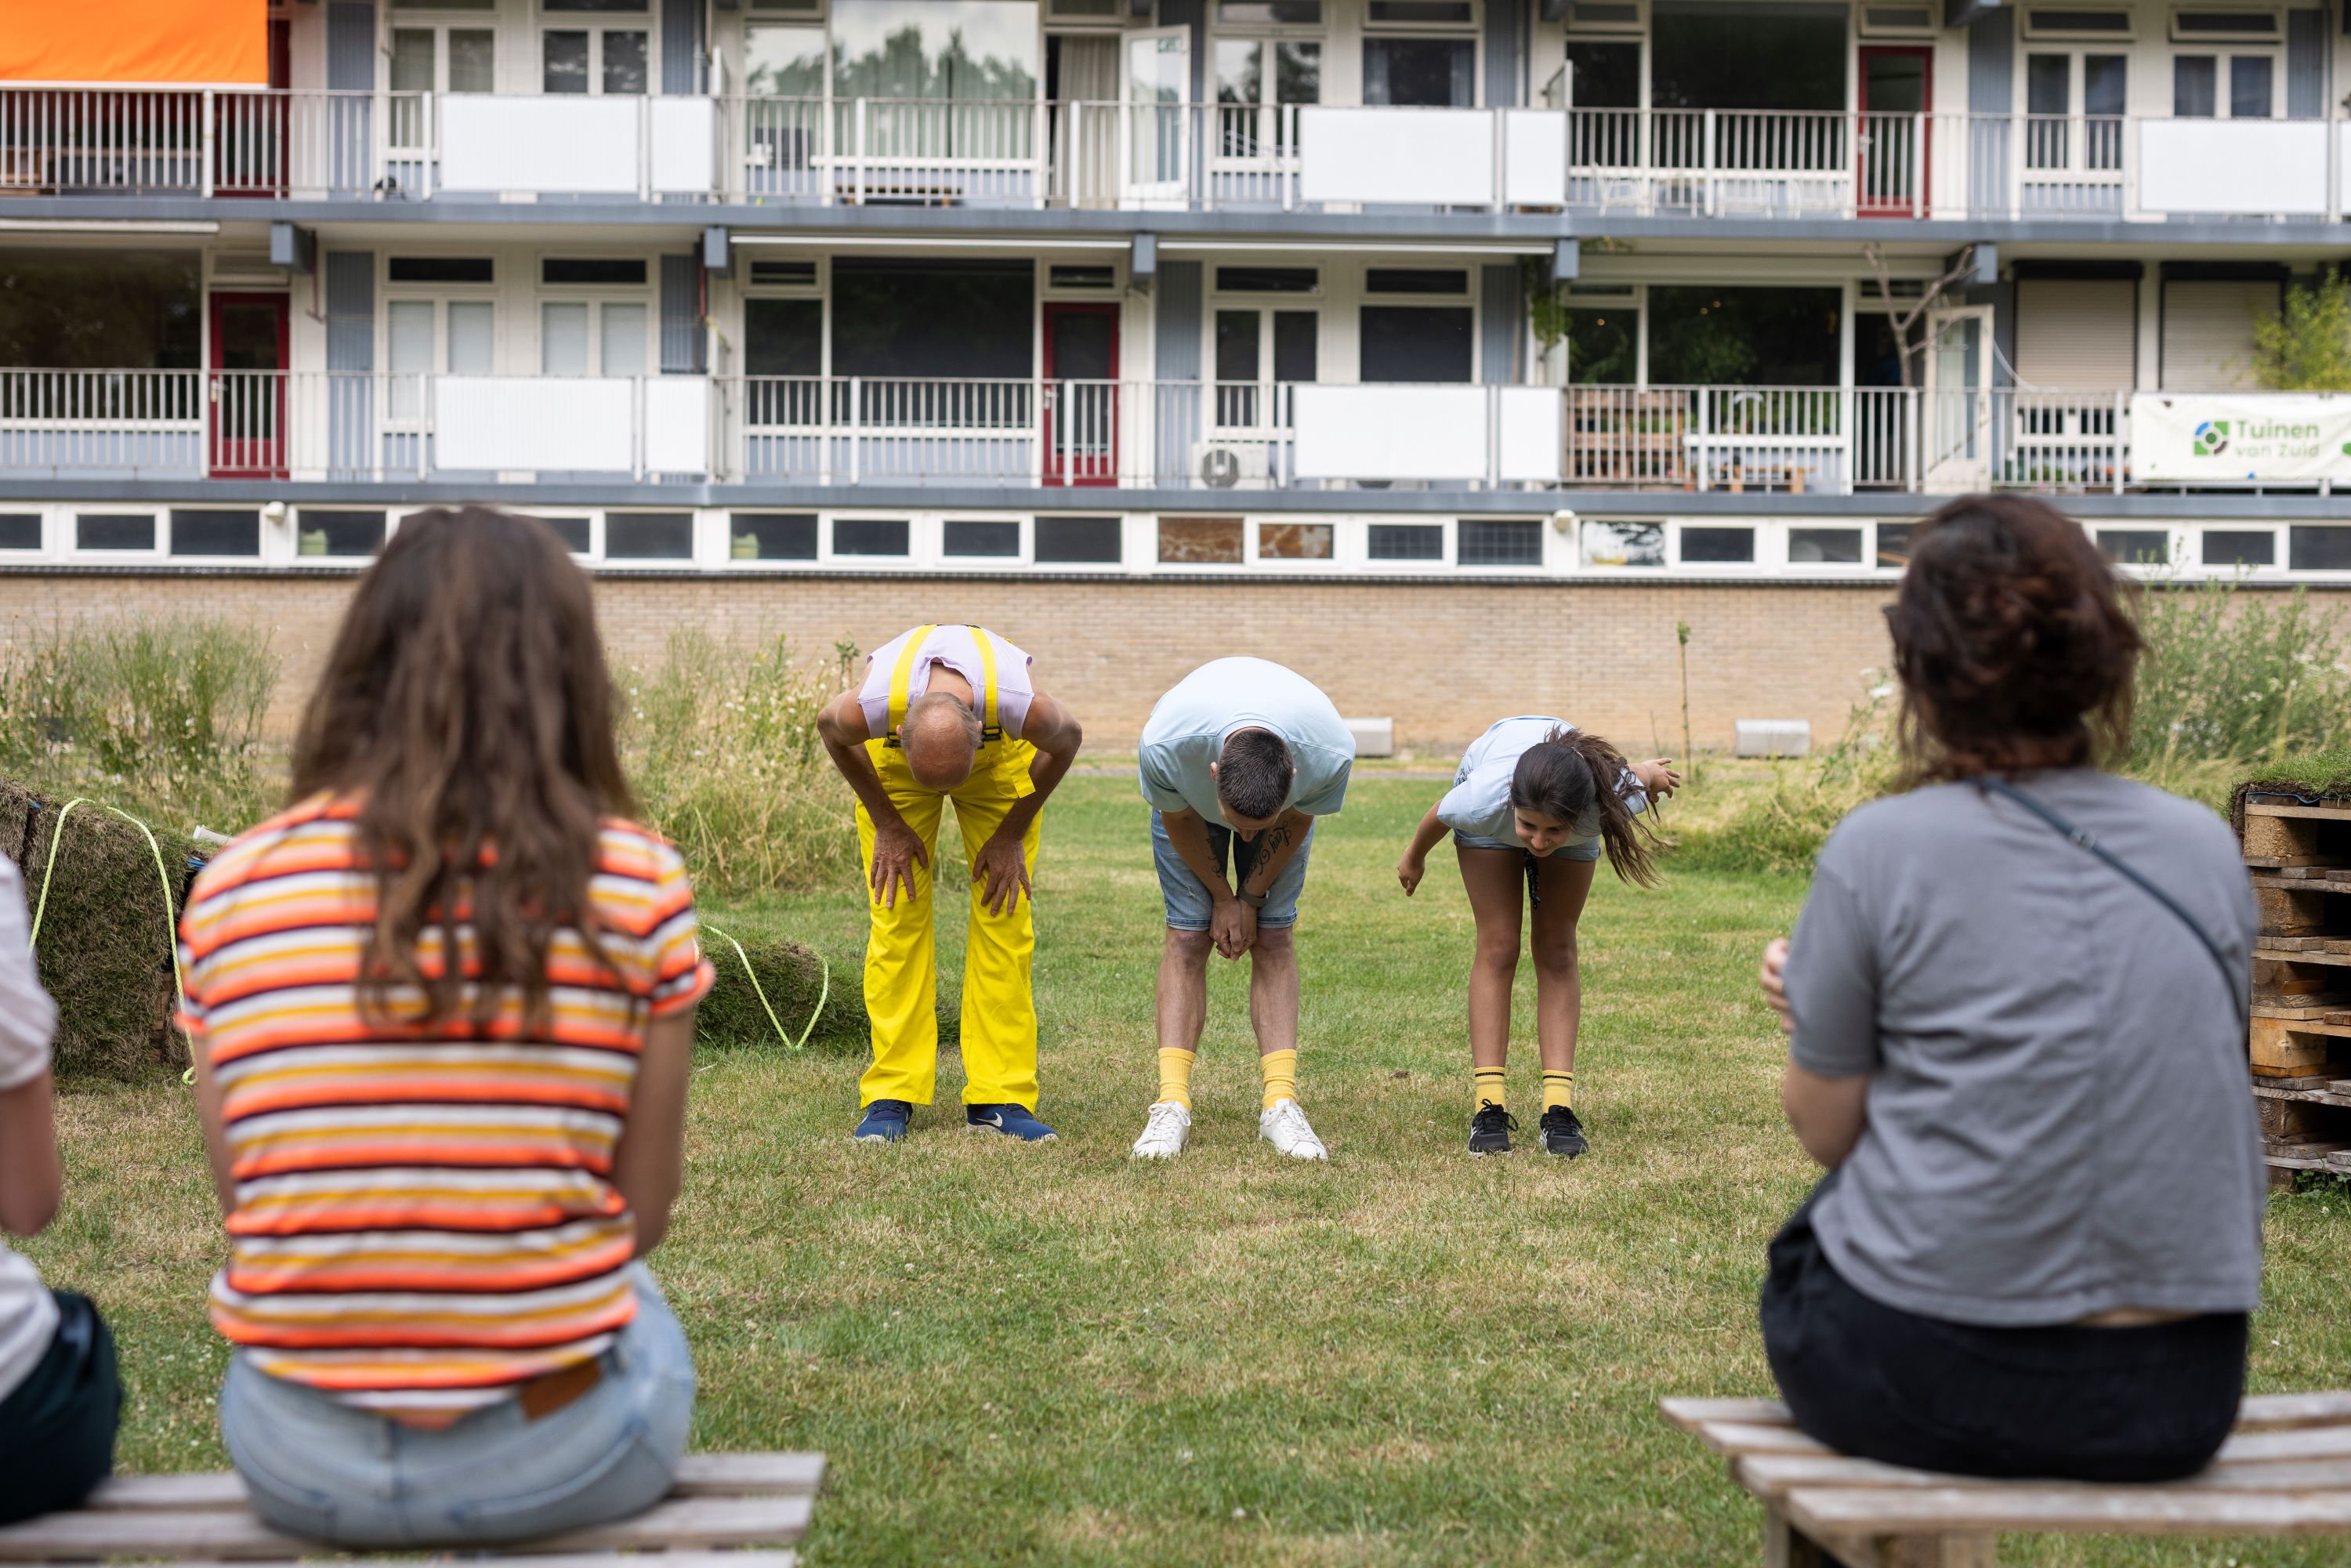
[297,510,387,558]
[0,514,39,550]
[606,512,694,559]
[2096,528,2169,566]
[170,511,262,558]
[1034,516,1121,564]
[1789,527,1863,565]
[1458,519,1542,566]
[1368,522,1444,561]
[731,512,818,560]
[77,513,156,552]
[832,518,910,556]
[1680,525,1756,564]
[1158,516,1245,564]
[2201,530,2274,568]
[944,520,1022,558]
[2289,526,2351,571]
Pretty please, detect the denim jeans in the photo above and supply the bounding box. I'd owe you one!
[218,1265,695,1548]
[1150,810,1314,930]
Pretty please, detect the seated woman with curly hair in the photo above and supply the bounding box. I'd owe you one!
[1757,493,2263,1482]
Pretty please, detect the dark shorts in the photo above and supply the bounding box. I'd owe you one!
[0,1291,121,1526]
[1759,1180,2245,1483]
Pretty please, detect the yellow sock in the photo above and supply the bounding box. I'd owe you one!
[1260,1048,1298,1110]
[1157,1048,1196,1111]
[1473,1066,1507,1112]
[1542,1070,1574,1112]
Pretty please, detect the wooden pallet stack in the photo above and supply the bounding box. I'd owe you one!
[2244,789,2351,1183]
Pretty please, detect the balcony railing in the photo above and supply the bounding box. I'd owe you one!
[2,370,2329,498]
[5,85,2346,219]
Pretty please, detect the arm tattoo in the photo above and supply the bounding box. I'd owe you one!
[1245,820,1294,893]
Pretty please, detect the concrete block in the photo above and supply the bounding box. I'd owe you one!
[1735,719,1811,759]
[1345,717,1394,758]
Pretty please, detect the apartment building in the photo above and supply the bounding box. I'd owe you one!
[1,0,2346,739]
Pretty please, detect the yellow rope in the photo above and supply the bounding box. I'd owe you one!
[28,798,197,1081]
[702,923,828,1051]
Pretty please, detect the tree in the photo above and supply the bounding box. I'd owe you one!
[1862,243,1980,389]
[2252,272,2351,392]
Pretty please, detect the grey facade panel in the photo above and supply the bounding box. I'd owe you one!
[326,2,375,92]
[1967,9,2012,115]
[1157,260,1203,382]
[663,0,705,95]
[1485,0,1523,109]
[2288,9,2324,118]
[661,253,703,372]
[326,252,375,478]
[1480,263,1521,384]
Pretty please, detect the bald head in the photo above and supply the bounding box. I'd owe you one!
[901,690,983,791]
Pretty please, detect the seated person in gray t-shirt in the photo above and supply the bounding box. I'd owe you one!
[1756,494,2262,1483]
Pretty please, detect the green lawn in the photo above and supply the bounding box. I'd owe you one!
[33,774,2351,1566]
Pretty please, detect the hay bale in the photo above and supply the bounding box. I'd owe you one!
[2230,749,2351,837]
[5,780,206,1079]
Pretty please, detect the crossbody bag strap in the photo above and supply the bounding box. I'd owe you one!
[1976,777,2248,1032]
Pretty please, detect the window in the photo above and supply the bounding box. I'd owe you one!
[1368,522,1444,561]
[749,259,819,288]
[1049,0,1121,16]
[1363,37,1474,106]
[1215,307,1317,426]
[1370,0,1473,20]
[1789,527,1863,564]
[945,520,1021,557]
[2202,530,2274,567]
[831,259,1032,378]
[296,511,386,558]
[1680,525,1755,564]
[2289,526,2351,570]
[1875,521,1915,567]
[2171,9,2282,41]
[745,298,821,424]
[542,1,650,96]
[731,512,818,560]
[1158,516,1246,563]
[2021,6,2134,37]
[1651,0,1846,111]
[1859,5,1936,33]
[607,512,694,559]
[1360,306,1473,382]
[1581,519,1665,567]
[1647,287,1842,386]
[832,0,1039,106]
[1215,39,1320,158]
[1258,522,1333,559]
[1034,516,1122,564]
[0,515,38,550]
[538,263,650,378]
[833,518,910,556]
[544,259,649,287]
[77,514,154,552]
[0,251,197,373]
[2173,53,2272,118]
[1567,39,1640,164]
[388,298,494,418]
[1219,0,1322,22]
[1049,266,1117,291]
[1458,519,1541,567]
[1564,306,1637,384]
[543,516,592,554]
[165,511,259,557]
[1565,0,1640,30]
[390,257,494,284]
[2230,55,2273,117]
[2096,528,2170,565]
[1215,266,1317,294]
[1365,269,1468,295]
[389,25,494,96]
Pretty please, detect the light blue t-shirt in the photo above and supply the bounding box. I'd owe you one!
[1436,716,1647,847]
[1138,657,1354,820]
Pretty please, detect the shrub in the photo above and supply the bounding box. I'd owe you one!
[0,617,280,835]
[617,632,862,899]
[2130,579,2351,774]
[1673,686,1902,876]
[2252,272,2351,392]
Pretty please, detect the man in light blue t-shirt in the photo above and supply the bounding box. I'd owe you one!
[1128,657,1354,1164]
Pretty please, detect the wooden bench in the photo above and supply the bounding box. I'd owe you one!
[1663,1392,2351,1567]
[0,1451,822,1564]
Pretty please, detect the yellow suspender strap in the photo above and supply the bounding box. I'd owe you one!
[884,625,937,743]
[968,625,1002,741]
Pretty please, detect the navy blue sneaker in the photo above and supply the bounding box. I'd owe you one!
[854,1099,912,1143]
[965,1103,1057,1142]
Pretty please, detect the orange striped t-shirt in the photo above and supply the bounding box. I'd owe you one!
[176,793,714,1422]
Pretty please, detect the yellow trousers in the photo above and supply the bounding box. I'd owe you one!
[856,737,1043,1109]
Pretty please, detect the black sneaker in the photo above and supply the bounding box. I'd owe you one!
[1539,1105,1588,1159]
[1467,1101,1516,1156]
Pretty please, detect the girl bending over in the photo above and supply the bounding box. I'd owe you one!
[1398,720,1677,1157]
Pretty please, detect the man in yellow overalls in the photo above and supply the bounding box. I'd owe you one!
[815,624,1084,1143]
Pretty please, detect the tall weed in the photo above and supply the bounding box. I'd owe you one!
[2130,578,2350,773]
[618,632,861,897]
[0,618,280,833]
[1672,685,1902,875]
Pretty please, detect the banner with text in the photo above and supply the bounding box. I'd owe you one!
[2130,393,2351,483]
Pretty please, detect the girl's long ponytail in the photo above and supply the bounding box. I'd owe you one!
[1509,726,1665,888]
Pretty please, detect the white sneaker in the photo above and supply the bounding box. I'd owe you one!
[1131,1099,1192,1160]
[1258,1097,1328,1161]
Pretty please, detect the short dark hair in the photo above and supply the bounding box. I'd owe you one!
[1216,728,1294,821]
[1887,494,2142,781]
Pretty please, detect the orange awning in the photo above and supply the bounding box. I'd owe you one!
[0,0,268,87]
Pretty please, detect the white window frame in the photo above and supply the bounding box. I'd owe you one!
[1361,0,1483,38]
[385,18,498,93]
[2197,523,2285,574]
[1781,521,1874,572]
[940,515,1034,567]
[2168,45,2282,118]
[70,511,165,563]
[1208,269,1321,436]
[820,512,922,569]
[1045,0,1125,30]
[597,508,703,570]
[1150,513,1254,573]
[535,0,658,97]
[0,509,46,556]
[1246,516,1341,571]
[1668,518,1764,573]
[1856,4,1939,38]
[535,255,658,378]
[2020,7,2136,42]
[1357,516,1455,570]
[1563,0,1644,36]
[2168,6,2284,44]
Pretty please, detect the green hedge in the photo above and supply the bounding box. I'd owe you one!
[3,780,206,1079]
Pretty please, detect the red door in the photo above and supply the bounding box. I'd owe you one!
[216,20,292,196]
[208,293,289,479]
[1042,302,1119,487]
[1858,46,1932,218]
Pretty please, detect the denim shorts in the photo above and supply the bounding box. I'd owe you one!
[1152,810,1314,930]
[218,1264,695,1549]
[1455,831,1603,862]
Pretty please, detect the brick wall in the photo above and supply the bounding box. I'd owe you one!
[8,570,2320,756]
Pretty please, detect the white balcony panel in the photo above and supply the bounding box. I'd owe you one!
[2342,124,2351,210]
[436,377,633,471]
[2136,119,2328,215]
[1502,110,1568,206]
[1292,385,1487,481]
[643,376,712,473]
[650,96,716,194]
[1299,108,1494,207]
[1496,386,1563,483]
[440,97,639,195]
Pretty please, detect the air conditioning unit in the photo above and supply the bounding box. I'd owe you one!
[1193,440,1270,489]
